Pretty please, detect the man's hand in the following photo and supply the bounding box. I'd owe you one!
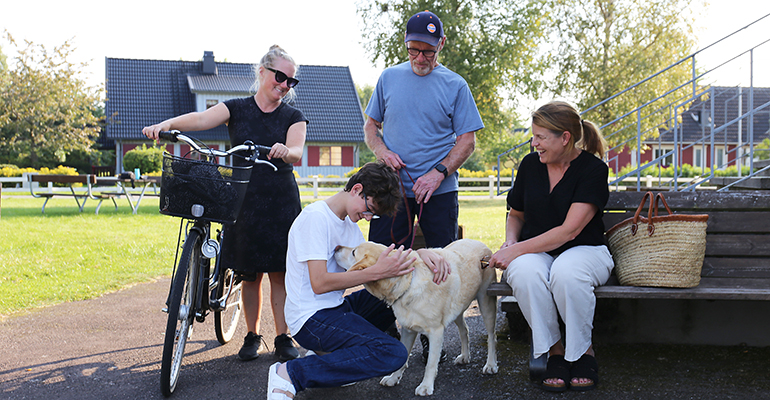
[378,149,407,171]
[412,169,444,204]
[416,249,451,284]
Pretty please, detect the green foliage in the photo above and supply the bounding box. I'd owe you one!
[358,145,377,166]
[357,0,547,164]
[755,138,770,161]
[0,33,103,168]
[615,163,752,179]
[0,43,7,73]
[0,165,76,178]
[123,145,163,173]
[541,0,700,149]
[357,84,374,110]
[63,148,116,173]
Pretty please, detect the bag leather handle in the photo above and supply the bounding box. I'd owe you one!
[631,191,654,236]
[653,192,673,217]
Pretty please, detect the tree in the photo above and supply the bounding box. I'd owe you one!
[0,33,102,168]
[356,84,378,165]
[0,44,7,73]
[357,0,549,165]
[542,0,700,149]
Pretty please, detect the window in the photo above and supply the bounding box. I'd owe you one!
[206,99,218,109]
[319,146,342,166]
[715,148,726,169]
[694,148,703,168]
[653,147,674,167]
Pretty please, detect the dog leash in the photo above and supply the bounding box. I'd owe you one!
[391,167,424,249]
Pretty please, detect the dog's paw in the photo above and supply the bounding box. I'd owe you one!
[415,383,435,396]
[482,362,499,375]
[380,374,401,387]
[453,354,470,365]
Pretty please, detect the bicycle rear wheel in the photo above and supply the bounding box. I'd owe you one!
[160,229,202,396]
[214,268,243,344]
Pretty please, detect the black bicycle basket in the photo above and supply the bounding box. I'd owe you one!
[159,152,253,224]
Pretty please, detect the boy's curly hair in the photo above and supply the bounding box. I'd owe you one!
[344,162,401,216]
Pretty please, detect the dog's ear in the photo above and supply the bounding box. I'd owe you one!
[349,253,377,272]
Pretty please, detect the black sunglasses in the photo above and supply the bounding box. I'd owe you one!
[266,67,299,88]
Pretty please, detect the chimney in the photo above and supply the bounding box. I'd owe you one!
[202,51,217,75]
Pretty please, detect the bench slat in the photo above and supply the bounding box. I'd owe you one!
[595,285,770,300]
[488,280,770,300]
[606,191,770,210]
[705,234,770,256]
[604,211,770,234]
[703,258,770,278]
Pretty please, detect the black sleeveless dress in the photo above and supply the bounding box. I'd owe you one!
[219,97,307,275]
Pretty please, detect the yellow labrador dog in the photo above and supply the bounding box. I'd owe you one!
[334,239,498,396]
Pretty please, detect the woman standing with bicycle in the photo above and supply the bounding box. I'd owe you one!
[143,45,306,362]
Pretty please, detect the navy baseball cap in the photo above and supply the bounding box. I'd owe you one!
[404,11,444,46]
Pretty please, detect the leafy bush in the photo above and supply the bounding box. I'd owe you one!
[123,145,163,174]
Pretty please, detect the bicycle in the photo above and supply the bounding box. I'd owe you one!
[155,130,276,396]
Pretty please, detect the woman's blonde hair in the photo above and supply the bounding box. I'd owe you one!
[531,101,607,157]
[252,45,298,102]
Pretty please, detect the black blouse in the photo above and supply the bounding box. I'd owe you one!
[224,97,308,173]
[507,151,609,256]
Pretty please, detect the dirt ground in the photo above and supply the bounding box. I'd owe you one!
[2,277,770,400]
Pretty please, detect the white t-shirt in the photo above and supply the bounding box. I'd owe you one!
[284,200,365,335]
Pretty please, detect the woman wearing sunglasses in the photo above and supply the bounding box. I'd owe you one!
[143,45,307,363]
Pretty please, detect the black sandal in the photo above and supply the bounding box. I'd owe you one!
[541,354,571,392]
[570,354,599,391]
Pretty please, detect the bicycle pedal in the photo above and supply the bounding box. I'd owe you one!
[208,299,225,312]
[162,307,169,313]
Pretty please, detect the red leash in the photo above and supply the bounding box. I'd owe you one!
[391,168,424,249]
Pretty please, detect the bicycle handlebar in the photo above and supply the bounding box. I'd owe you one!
[159,130,277,171]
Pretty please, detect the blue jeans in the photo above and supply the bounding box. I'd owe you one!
[368,191,459,249]
[286,289,408,392]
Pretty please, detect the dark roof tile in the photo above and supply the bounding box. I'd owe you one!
[105,56,363,143]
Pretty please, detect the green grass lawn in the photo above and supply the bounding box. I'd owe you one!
[0,195,506,318]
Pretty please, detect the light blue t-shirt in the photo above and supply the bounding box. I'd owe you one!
[365,62,484,196]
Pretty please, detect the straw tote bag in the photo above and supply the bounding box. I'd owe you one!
[605,192,709,288]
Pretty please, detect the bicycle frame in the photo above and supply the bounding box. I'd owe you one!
[160,130,265,396]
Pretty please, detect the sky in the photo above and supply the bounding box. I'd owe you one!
[2,0,770,110]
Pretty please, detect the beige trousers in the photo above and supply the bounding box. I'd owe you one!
[503,245,614,362]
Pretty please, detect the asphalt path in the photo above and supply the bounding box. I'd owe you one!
[3,277,770,400]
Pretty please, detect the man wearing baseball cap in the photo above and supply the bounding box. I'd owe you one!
[363,10,484,363]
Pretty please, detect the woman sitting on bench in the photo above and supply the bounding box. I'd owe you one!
[488,101,614,392]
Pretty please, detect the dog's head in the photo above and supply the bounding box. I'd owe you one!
[334,241,389,272]
[333,241,414,304]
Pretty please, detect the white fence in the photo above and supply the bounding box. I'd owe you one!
[296,176,512,199]
[0,174,711,197]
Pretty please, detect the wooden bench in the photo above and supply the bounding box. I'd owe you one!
[29,174,117,214]
[486,190,770,379]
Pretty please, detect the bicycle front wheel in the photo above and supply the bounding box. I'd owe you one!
[160,229,202,397]
[214,268,242,344]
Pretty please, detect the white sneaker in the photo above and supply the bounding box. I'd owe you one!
[267,362,295,400]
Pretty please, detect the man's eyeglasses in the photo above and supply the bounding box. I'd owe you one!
[266,67,299,88]
[406,47,437,58]
[363,197,380,219]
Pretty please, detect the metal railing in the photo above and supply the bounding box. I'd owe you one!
[496,12,770,193]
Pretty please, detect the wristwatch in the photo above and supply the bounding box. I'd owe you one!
[434,163,448,178]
